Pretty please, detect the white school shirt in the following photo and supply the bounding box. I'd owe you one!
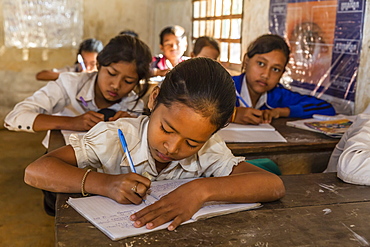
[53,64,80,73]
[4,72,143,147]
[69,116,245,180]
[325,113,370,185]
[240,75,267,109]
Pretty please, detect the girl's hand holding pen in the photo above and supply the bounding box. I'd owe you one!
[71,111,105,131]
[233,107,263,125]
[107,110,137,121]
[130,180,205,231]
[105,173,151,205]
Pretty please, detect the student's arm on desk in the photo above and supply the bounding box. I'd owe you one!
[33,113,105,132]
[24,145,151,205]
[131,161,285,231]
[233,106,290,125]
[35,70,60,81]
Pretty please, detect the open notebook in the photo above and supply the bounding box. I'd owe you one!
[218,123,287,142]
[67,178,261,241]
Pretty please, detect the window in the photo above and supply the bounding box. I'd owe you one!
[192,0,243,69]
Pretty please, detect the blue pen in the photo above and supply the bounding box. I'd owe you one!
[118,129,136,173]
[235,90,249,107]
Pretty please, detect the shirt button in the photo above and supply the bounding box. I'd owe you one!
[27,126,30,130]
[18,125,22,129]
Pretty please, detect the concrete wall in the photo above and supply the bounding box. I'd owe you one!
[1,0,369,128]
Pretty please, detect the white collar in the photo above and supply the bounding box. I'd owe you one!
[240,75,267,109]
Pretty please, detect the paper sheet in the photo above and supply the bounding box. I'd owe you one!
[218,123,286,142]
[67,179,261,241]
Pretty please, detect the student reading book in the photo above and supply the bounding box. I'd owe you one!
[231,34,335,125]
[67,178,261,240]
[24,58,285,231]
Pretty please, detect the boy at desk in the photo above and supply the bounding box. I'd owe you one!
[36,38,104,81]
[231,34,335,125]
[24,58,285,231]
[151,25,189,77]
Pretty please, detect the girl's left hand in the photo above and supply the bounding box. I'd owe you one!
[130,181,205,231]
[261,107,290,123]
[108,111,136,121]
[261,109,280,123]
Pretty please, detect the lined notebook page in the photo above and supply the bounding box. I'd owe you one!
[67,178,261,241]
[67,195,173,241]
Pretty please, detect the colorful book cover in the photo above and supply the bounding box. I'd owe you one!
[304,119,353,137]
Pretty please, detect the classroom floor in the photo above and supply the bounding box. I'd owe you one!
[0,129,54,247]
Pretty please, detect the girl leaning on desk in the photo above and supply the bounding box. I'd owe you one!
[24,58,285,231]
[5,35,152,216]
[4,34,152,139]
[230,34,336,125]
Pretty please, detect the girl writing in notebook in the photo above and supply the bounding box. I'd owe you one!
[232,34,335,125]
[24,58,285,230]
[5,34,152,142]
[7,34,152,216]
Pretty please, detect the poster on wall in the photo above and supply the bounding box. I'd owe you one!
[269,0,366,114]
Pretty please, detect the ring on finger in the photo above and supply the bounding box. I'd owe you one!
[131,182,139,193]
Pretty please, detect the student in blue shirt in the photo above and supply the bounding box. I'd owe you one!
[231,34,335,125]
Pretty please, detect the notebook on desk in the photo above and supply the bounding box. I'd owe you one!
[218,123,287,142]
[67,178,261,241]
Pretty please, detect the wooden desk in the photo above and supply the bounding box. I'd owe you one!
[227,118,339,174]
[48,118,339,175]
[55,173,370,246]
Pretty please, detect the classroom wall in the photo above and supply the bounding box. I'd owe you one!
[0,0,369,128]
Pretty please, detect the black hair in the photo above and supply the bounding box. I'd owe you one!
[192,36,220,57]
[155,57,235,131]
[77,38,104,55]
[97,35,152,101]
[119,30,139,38]
[159,25,186,45]
[246,34,291,67]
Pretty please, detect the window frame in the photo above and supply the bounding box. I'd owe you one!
[191,0,243,73]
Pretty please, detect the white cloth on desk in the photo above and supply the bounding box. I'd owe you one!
[69,116,244,180]
[325,113,370,185]
[4,72,143,148]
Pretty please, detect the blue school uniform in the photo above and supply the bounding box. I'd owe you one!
[232,73,336,118]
